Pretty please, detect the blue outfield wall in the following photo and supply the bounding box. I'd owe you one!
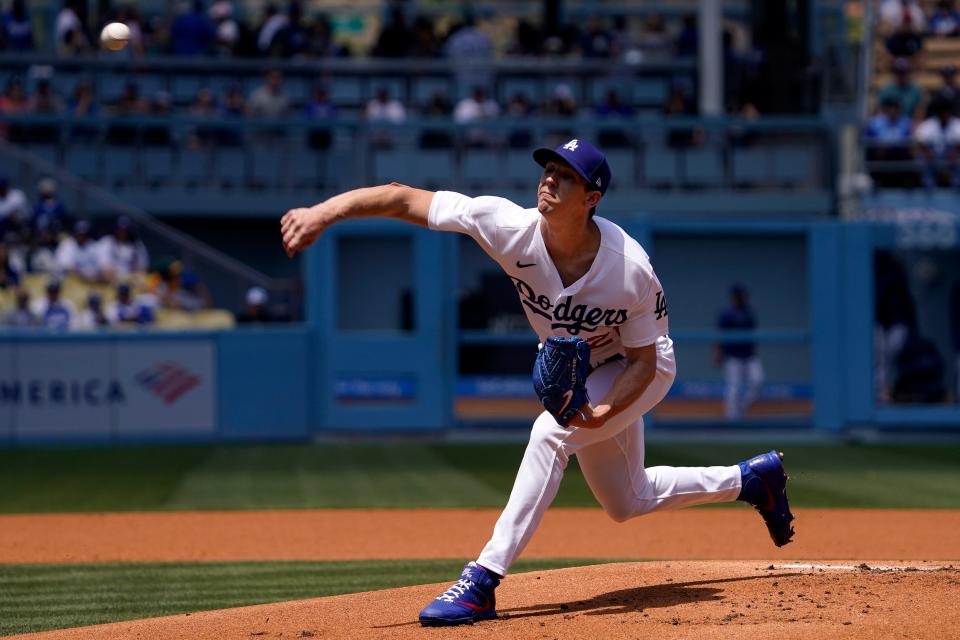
[0,328,313,446]
[1,218,959,446]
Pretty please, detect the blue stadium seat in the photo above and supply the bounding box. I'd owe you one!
[250,145,285,189]
[413,78,454,106]
[462,149,499,187]
[731,146,770,186]
[603,149,636,188]
[500,78,543,104]
[505,149,538,189]
[633,80,669,107]
[66,147,101,183]
[415,149,455,188]
[683,147,724,187]
[373,149,414,184]
[103,147,139,187]
[773,146,815,186]
[143,147,175,187]
[177,147,211,187]
[643,144,679,187]
[330,78,362,107]
[214,147,248,188]
[171,75,206,105]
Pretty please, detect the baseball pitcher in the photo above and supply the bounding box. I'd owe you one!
[280,139,795,626]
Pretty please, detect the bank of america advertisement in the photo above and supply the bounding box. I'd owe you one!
[0,341,216,441]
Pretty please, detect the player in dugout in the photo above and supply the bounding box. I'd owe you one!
[280,139,795,626]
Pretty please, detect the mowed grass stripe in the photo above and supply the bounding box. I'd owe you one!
[2,442,960,513]
[0,558,620,636]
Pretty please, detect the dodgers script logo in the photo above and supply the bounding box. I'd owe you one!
[509,276,628,335]
[135,362,201,405]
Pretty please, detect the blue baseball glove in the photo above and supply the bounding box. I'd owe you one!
[532,336,592,426]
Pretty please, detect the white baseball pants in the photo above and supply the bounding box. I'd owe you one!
[477,336,743,577]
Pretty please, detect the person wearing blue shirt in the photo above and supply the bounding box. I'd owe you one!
[715,284,765,420]
[866,96,915,187]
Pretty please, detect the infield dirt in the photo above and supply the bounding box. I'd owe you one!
[3,508,959,639]
[9,561,960,640]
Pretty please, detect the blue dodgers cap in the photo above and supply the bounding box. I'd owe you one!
[533,138,612,195]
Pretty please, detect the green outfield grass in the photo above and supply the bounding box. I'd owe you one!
[0,558,621,636]
[2,442,960,513]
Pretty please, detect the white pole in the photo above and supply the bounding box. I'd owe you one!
[699,0,723,115]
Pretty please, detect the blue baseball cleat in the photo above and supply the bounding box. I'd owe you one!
[737,449,796,547]
[419,561,500,626]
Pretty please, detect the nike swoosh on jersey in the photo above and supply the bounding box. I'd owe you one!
[557,389,574,416]
[516,260,536,268]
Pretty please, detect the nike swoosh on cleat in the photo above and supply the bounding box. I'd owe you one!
[455,598,491,613]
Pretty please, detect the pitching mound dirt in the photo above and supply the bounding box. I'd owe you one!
[10,561,960,640]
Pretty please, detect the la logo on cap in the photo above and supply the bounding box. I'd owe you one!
[563,139,579,151]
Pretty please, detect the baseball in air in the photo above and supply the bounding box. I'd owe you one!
[100,22,130,51]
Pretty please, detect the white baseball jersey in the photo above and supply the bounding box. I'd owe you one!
[428,191,670,365]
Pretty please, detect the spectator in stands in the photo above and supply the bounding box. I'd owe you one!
[892,332,947,403]
[0,175,30,239]
[237,286,275,324]
[453,86,500,146]
[113,81,150,116]
[505,92,535,148]
[366,86,406,123]
[715,284,765,420]
[578,15,614,58]
[68,79,98,117]
[865,96,915,187]
[594,89,635,148]
[1,0,33,52]
[111,282,155,326]
[443,12,493,94]
[220,83,246,118]
[111,6,145,57]
[541,84,578,117]
[874,250,918,401]
[187,87,219,148]
[55,220,102,283]
[33,178,69,236]
[634,13,673,61]
[371,5,412,57]
[304,85,336,120]
[675,13,699,58]
[247,70,290,118]
[595,89,635,118]
[410,15,439,58]
[31,278,74,330]
[254,3,287,55]
[55,0,90,55]
[928,0,960,36]
[881,0,925,58]
[74,292,111,330]
[166,268,212,312]
[98,216,149,281]
[274,1,309,58]
[662,81,705,148]
[508,19,541,56]
[25,218,58,274]
[27,79,64,114]
[878,57,924,121]
[4,288,36,327]
[306,12,349,58]
[927,64,960,117]
[143,90,174,145]
[171,0,215,56]
[0,76,28,122]
[210,1,240,57]
[0,241,20,290]
[915,98,960,188]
